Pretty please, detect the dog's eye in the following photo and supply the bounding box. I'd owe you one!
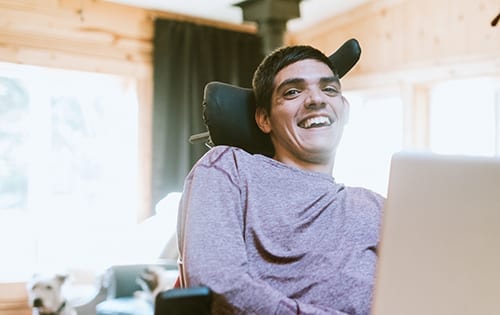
[45,285,53,290]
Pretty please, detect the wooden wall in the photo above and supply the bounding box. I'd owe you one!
[289,0,500,90]
[0,0,152,75]
[0,0,254,75]
[0,282,30,315]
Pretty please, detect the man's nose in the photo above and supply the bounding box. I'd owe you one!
[304,88,326,109]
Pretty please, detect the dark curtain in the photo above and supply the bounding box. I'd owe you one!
[152,19,263,210]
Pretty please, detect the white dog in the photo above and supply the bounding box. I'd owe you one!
[26,273,76,315]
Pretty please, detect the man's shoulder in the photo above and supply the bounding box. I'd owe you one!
[192,145,260,175]
[186,145,262,185]
[199,145,253,164]
[342,185,386,205]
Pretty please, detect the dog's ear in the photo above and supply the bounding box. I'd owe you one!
[55,273,69,285]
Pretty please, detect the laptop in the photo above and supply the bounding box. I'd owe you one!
[371,151,500,315]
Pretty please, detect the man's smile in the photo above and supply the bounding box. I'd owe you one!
[298,115,333,129]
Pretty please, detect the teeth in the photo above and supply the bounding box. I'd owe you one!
[300,116,332,128]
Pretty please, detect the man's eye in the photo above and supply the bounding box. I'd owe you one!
[323,86,339,94]
[284,89,300,97]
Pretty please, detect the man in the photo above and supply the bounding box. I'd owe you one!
[177,45,384,314]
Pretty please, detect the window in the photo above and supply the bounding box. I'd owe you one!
[334,90,404,196]
[0,62,140,281]
[429,77,500,157]
[335,76,500,197]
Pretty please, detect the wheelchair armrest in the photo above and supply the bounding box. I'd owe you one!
[155,287,212,315]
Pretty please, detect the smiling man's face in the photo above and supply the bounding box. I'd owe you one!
[255,58,349,173]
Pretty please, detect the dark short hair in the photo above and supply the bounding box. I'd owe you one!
[252,45,337,114]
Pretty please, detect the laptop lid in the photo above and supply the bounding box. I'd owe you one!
[371,152,500,315]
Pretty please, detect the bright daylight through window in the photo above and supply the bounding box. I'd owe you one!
[429,77,500,157]
[334,92,404,196]
[0,62,139,281]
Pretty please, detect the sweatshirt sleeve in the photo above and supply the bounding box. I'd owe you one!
[177,147,353,315]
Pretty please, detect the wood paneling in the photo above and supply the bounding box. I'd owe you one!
[0,0,255,76]
[289,0,500,89]
[0,282,30,315]
[0,0,152,76]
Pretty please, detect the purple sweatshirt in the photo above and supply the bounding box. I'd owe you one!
[177,146,384,314]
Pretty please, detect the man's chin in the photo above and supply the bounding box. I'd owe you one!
[303,147,335,163]
[303,142,336,154]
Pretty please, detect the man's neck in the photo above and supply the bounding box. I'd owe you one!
[273,154,334,175]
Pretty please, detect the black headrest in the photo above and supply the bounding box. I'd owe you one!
[202,38,361,157]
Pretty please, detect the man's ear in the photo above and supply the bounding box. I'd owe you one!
[255,107,271,134]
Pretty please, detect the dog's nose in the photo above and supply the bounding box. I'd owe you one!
[33,298,43,307]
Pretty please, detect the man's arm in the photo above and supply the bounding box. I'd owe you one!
[177,150,352,314]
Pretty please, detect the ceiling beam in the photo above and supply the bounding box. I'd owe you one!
[235,0,302,54]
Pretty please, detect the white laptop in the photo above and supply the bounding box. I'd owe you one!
[371,151,500,315]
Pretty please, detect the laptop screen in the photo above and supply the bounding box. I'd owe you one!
[371,152,500,315]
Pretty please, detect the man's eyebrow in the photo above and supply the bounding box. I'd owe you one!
[275,75,340,93]
[275,77,305,93]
